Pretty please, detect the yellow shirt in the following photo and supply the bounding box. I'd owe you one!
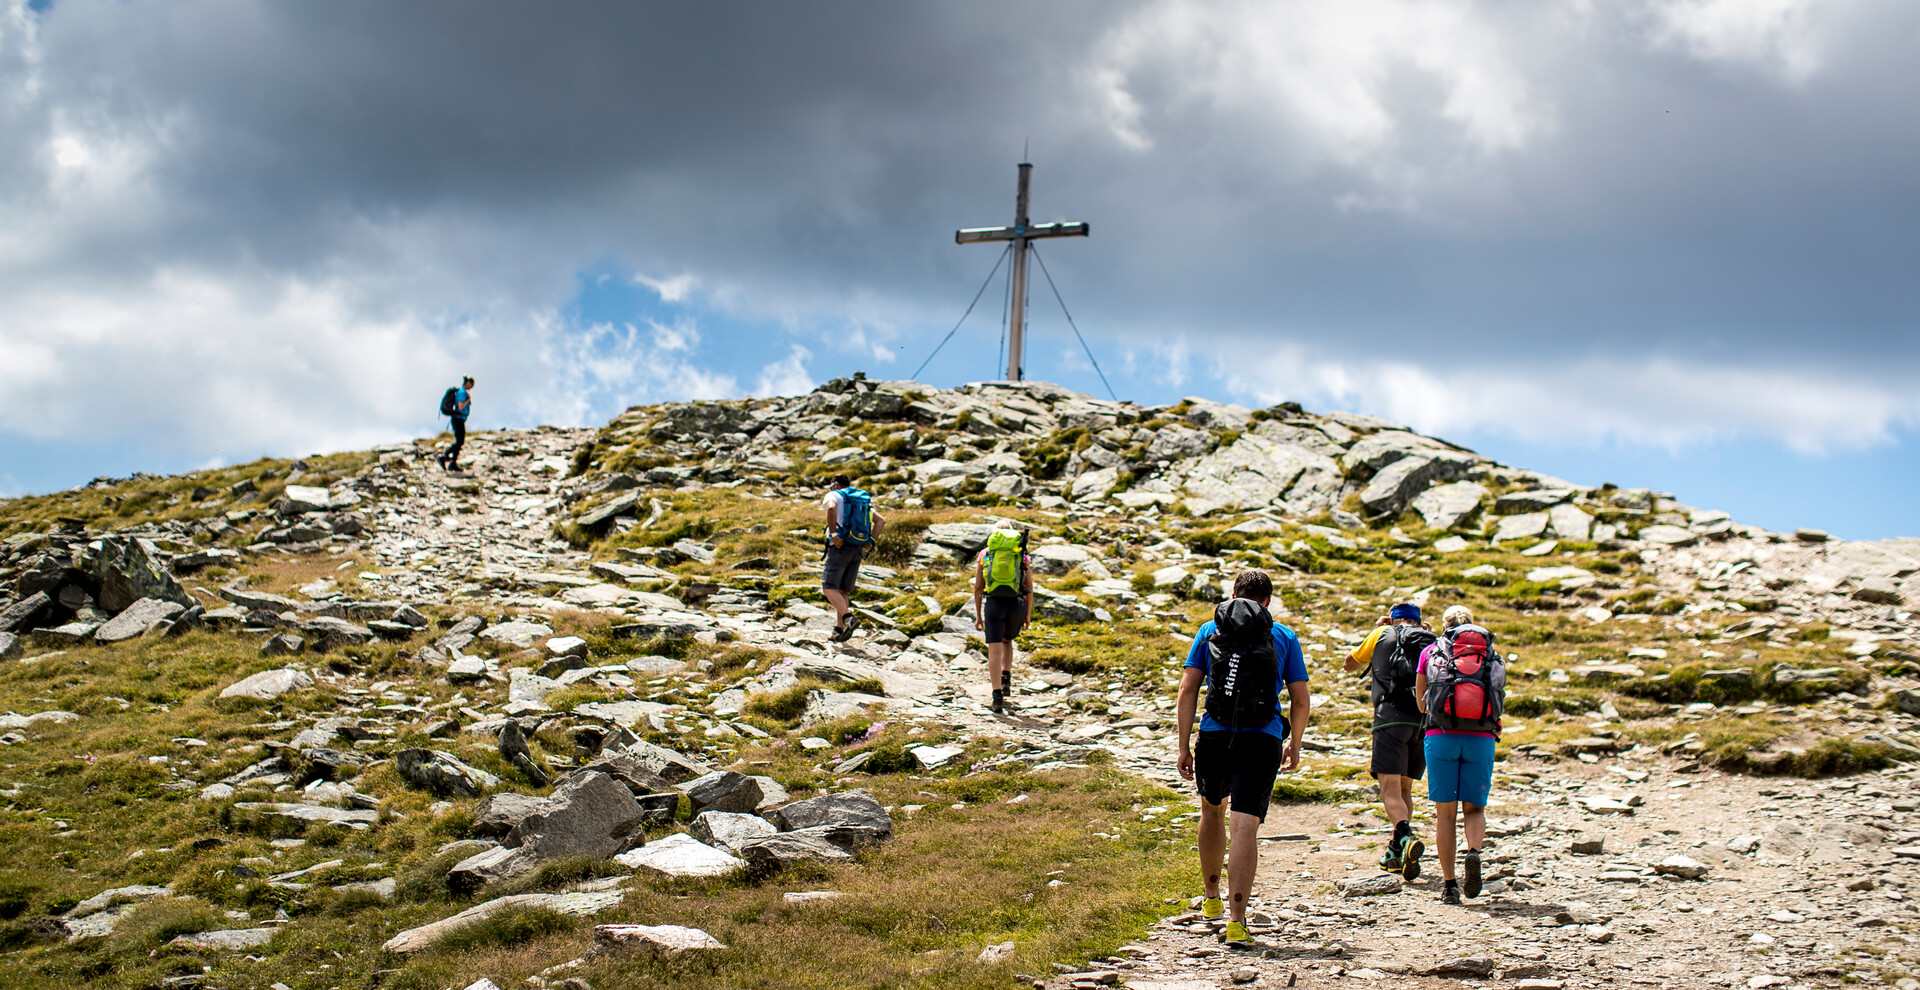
[1349,626,1389,667]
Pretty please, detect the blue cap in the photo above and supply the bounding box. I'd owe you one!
[1390,603,1422,622]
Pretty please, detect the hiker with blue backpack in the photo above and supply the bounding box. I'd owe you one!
[821,474,884,642]
[1344,602,1436,882]
[1416,604,1506,905]
[971,528,1033,714]
[1175,570,1311,946]
[436,376,473,471]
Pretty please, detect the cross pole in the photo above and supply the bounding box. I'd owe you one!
[956,162,1088,381]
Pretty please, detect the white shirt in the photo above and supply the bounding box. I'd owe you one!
[821,489,845,524]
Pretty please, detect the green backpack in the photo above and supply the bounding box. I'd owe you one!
[984,529,1025,595]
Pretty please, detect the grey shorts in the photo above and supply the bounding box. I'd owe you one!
[822,544,864,594]
[1371,723,1427,779]
[982,595,1027,644]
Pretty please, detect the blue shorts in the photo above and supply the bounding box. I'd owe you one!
[1424,733,1495,806]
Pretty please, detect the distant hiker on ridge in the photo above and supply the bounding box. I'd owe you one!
[821,474,884,642]
[1416,604,1507,905]
[437,376,473,471]
[972,527,1033,714]
[1176,570,1311,946]
[1344,602,1436,882]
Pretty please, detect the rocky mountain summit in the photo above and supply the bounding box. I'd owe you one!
[0,376,1915,990]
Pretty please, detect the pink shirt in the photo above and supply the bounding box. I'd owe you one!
[1419,643,1499,738]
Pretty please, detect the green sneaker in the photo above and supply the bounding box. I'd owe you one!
[1201,896,1224,919]
[1401,837,1425,882]
[1222,920,1252,945]
[1377,834,1403,872]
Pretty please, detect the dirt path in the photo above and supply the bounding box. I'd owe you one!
[1047,753,1919,990]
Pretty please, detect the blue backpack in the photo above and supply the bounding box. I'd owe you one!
[836,488,876,546]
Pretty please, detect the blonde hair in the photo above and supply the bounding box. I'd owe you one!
[1442,604,1475,629]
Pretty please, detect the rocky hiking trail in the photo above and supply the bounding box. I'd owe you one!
[0,376,1916,990]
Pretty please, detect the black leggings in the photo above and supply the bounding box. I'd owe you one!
[448,416,467,465]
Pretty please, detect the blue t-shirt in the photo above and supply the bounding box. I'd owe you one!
[452,388,470,420]
[1185,617,1309,739]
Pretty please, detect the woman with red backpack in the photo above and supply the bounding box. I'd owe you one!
[1415,604,1505,905]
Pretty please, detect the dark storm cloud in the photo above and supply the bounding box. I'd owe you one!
[2,0,1918,470]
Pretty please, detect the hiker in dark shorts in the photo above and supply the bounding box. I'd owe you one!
[971,528,1032,714]
[821,475,883,641]
[438,376,473,471]
[1344,602,1436,880]
[1176,570,1311,946]
[1417,604,1505,905]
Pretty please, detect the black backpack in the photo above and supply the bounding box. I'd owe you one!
[1204,598,1281,730]
[439,387,459,417]
[1374,625,1435,715]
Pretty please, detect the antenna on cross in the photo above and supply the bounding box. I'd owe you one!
[955,161,1088,382]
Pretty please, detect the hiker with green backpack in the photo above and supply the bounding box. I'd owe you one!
[1343,602,1435,882]
[821,474,884,642]
[971,528,1033,714]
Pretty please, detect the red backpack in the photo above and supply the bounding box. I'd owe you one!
[1425,624,1505,733]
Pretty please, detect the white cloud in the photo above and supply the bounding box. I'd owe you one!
[1644,0,1833,83]
[634,272,699,304]
[1205,343,1920,455]
[753,344,816,398]
[1084,0,1551,191]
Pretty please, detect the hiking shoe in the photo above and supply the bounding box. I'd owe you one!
[842,612,862,638]
[1464,848,1482,899]
[829,616,851,642]
[1201,896,1224,919]
[1377,846,1401,873]
[991,690,1004,715]
[1000,670,1012,693]
[1222,921,1251,945]
[1400,837,1425,883]
[1441,880,1461,905]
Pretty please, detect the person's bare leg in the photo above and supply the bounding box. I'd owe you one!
[1197,798,1227,900]
[1434,800,1458,880]
[823,588,851,623]
[987,642,1011,698]
[1226,810,1261,923]
[1378,773,1409,825]
[1464,803,1486,850]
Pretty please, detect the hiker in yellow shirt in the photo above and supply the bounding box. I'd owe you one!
[1344,603,1436,880]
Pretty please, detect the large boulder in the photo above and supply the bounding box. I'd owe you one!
[1411,481,1487,531]
[0,592,52,633]
[471,792,551,838]
[1178,434,1342,514]
[771,789,893,838]
[682,771,764,817]
[93,597,185,643]
[0,632,19,661]
[278,485,333,515]
[1358,453,1474,518]
[689,811,778,855]
[738,830,855,871]
[604,738,712,785]
[588,923,728,959]
[614,832,745,878]
[1030,586,1096,624]
[396,748,501,798]
[91,537,190,613]
[504,771,645,861]
[479,621,553,649]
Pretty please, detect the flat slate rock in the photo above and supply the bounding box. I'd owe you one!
[219,668,314,700]
[590,923,727,958]
[614,832,745,878]
[383,890,625,953]
[94,597,185,643]
[167,928,277,951]
[233,803,380,829]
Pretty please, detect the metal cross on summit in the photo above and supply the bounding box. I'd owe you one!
[956,162,1088,381]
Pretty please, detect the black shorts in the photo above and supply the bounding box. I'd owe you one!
[822,545,863,594]
[1194,730,1284,821]
[982,595,1027,644]
[1370,723,1426,779]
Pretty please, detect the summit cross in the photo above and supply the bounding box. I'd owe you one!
[955,162,1088,381]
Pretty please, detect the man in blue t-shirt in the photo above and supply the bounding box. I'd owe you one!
[1176,569,1311,945]
[438,376,473,471]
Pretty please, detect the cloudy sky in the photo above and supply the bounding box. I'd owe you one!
[1,0,1915,538]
